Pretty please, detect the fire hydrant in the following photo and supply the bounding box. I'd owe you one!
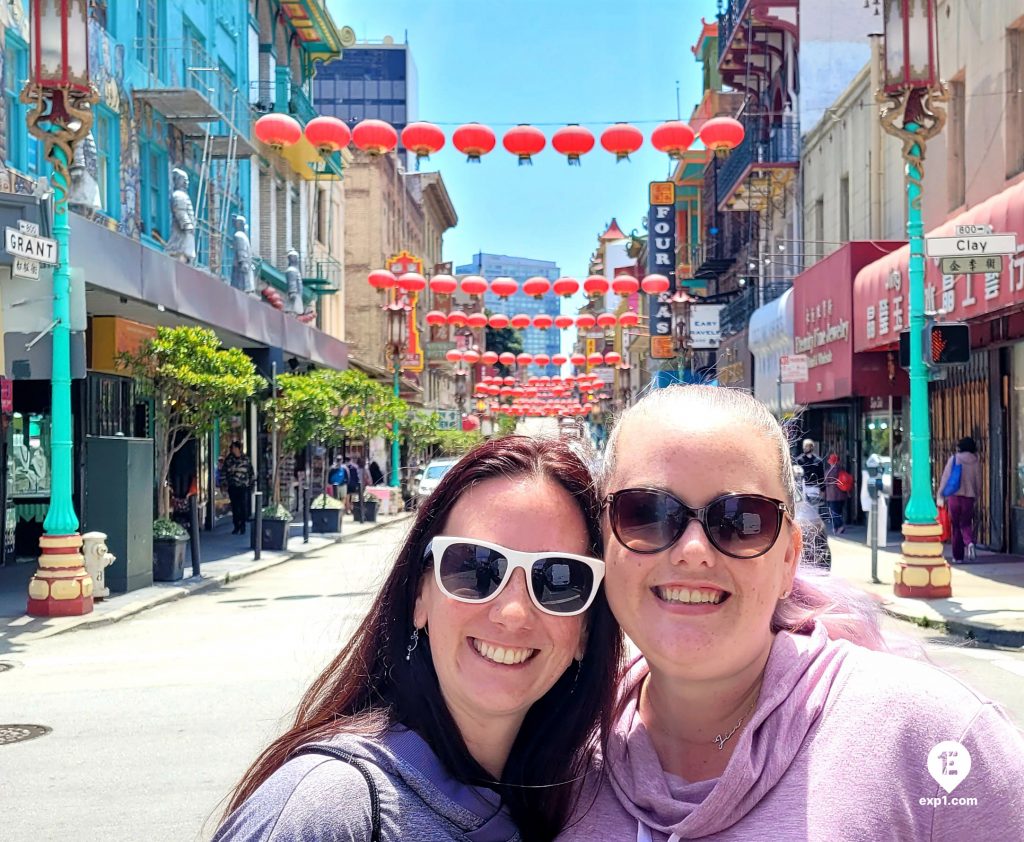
[82,531,115,599]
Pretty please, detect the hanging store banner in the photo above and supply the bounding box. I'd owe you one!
[386,251,425,372]
[648,181,676,359]
[689,304,723,349]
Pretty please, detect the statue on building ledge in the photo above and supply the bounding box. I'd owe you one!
[231,215,256,293]
[167,168,197,264]
[285,248,304,315]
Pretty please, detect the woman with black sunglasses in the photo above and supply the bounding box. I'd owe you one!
[559,385,1023,842]
[216,436,622,842]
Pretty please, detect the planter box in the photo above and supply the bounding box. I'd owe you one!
[352,499,379,523]
[153,535,189,582]
[310,507,343,534]
[251,517,290,551]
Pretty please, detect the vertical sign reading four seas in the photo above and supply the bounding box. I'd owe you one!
[648,182,676,360]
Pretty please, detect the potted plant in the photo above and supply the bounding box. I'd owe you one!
[254,502,292,551]
[310,491,344,533]
[153,518,189,581]
[352,495,379,523]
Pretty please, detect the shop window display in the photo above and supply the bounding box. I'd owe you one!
[9,413,51,496]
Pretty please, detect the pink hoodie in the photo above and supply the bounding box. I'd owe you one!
[559,623,1024,841]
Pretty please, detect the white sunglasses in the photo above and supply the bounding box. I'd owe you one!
[425,536,605,617]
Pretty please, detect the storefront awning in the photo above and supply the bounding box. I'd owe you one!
[854,179,1024,353]
[748,287,794,415]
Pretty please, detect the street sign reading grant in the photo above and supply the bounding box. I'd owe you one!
[4,225,58,264]
[924,233,1017,258]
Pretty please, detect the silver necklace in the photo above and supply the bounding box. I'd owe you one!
[713,699,758,751]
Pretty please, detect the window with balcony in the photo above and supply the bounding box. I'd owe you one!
[948,78,966,209]
[93,105,121,219]
[1006,26,1024,179]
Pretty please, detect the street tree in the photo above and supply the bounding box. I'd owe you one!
[485,320,523,377]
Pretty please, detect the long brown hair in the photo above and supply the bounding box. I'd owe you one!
[224,436,623,840]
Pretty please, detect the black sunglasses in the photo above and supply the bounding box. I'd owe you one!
[604,488,791,559]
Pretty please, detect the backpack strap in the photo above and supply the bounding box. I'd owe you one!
[291,745,382,841]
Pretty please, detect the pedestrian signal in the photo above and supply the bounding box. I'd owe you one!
[928,323,970,364]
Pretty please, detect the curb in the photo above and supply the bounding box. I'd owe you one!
[878,601,1024,648]
[25,513,413,641]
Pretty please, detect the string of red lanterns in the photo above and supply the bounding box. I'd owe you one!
[255,115,743,164]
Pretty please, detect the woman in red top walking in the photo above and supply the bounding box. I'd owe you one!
[937,436,983,562]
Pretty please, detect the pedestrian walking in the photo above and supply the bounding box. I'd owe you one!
[215,437,619,842]
[369,459,385,487]
[344,455,361,514]
[327,456,346,500]
[937,436,983,562]
[795,438,827,522]
[824,453,849,535]
[223,442,254,535]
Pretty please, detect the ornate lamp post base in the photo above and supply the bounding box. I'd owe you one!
[27,534,94,617]
[895,522,952,598]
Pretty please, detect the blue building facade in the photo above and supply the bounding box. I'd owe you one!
[456,252,561,377]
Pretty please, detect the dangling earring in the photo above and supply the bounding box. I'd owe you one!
[405,627,420,662]
[781,589,791,599]
[569,659,583,695]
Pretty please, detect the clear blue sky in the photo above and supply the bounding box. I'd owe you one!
[330,0,718,295]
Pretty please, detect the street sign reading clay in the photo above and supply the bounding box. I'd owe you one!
[4,226,58,265]
[924,233,1017,258]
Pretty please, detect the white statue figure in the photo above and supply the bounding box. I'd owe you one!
[231,215,256,293]
[68,132,101,210]
[82,531,115,600]
[167,168,197,264]
[285,248,304,314]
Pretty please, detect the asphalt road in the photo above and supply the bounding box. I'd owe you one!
[2,522,1022,842]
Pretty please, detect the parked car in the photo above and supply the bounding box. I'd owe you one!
[415,457,460,506]
[792,463,832,571]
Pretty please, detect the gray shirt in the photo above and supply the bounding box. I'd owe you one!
[214,728,521,842]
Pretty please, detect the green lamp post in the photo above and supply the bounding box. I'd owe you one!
[878,0,951,598]
[384,299,409,488]
[21,0,99,616]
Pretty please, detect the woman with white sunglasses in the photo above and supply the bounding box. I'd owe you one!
[559,385,1023,842]
[216,436,622,842]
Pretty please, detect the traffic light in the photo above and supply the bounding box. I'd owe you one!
[898,323,971,367]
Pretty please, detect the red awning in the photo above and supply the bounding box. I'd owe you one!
[854,179,1024,353]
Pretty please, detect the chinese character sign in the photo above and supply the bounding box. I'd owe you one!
[648,182,676,359]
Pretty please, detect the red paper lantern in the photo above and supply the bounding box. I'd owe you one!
[490,277,519,299]
[604,351,623,366]
[583,275,610,297]
[499,352,517,366]
[425,310,446,327]
[453,123,496,162]
[503,124,546,165]
[554,315,575,330]
[612,274,640,296]
[700,117,745,154]
[619,311,639,327]
[463,349,481,365]
[303,116,351,154]
[503,376,516,385]
[641,273,671,295]
[447,310,468,326]
[533,314,553,330]
[460,275,488,296]
[445,349,463,364]
[397,272,426,292]
[522,276,551,299]
[467,312,488,329]
[552,124,595,166]
[429,274,457,295]
[500,386,514,397]
[482,351,499,365]
[368,269,397,290]
[552,277,580,298]
[596,313,617,329]
[576,314,596,330]
[600,123,643,162]
[534,353,551,366]
[651,121,696,159]
[488,313,510,329]
[401,121,445,162]
[255,113,302,150]
[570,353,586,366]
[587,352,605,366]
[517,353,533,366]
[352,119,398,156]
[552,353,568,366]
[510,313,531,329]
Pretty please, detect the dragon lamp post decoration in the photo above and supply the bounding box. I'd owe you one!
[21,0,98,616]
[878,0,951,599]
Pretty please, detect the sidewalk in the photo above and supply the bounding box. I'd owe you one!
[828,524,1024,647]
[0,510,413,655]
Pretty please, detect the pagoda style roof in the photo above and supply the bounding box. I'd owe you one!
[600,218,627,240]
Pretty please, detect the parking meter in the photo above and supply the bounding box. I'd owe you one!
[860,454,891,583]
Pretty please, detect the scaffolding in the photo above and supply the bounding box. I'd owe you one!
[132,39,257,277]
